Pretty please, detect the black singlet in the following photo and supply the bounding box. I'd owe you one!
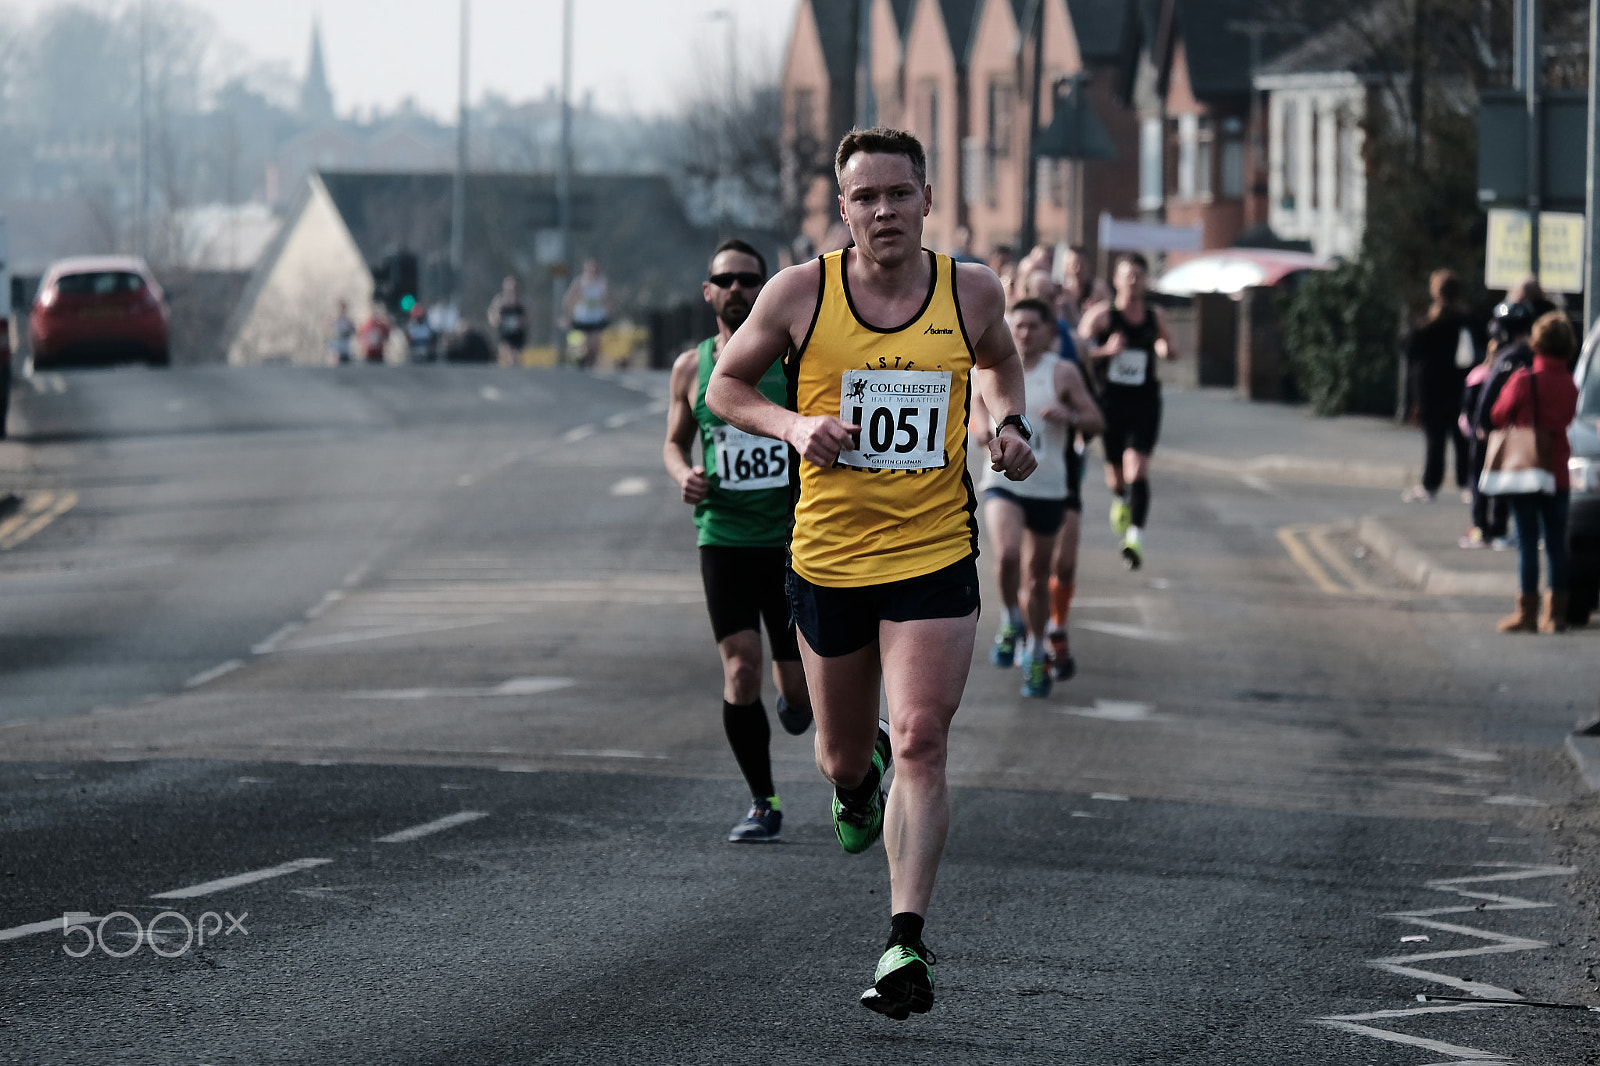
[1091,305,1161,397]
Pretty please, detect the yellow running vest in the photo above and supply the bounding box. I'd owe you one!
[788,249,977,587]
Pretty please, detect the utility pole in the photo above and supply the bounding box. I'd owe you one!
[450,0,469,320]
[555,0,573,365]
[1227,19,1303,227]
[136,0,148,258]
[709,10,737,235]
[1018,0,1045,253]
[1586,0,1598,327]
[1525,0,1542,279]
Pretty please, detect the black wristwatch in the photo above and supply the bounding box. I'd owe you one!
[995,414,1034,442]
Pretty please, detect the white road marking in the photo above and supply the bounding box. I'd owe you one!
[0,916,99,941]
[1482,795,1547,807]
[1061,700,1159,722]
[1089,792,1129,802]
[1313,863,1575,1060]
[609,476,650,496]
[151,857,332,899]
[304,590,344,620]
[251,622,304,655]
[183,659,245,689]
[375,810,489,843]
[346,677,574,700]
[479,385,502,402]
[603,412,633,429]
[283,617,505,650]
[558,749,668,761]
[561,424,595,443]
[1445,749,1502,763]
[457,474,476,487]
[1075,620,1181,643]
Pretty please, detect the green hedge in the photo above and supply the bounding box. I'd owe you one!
[1278,257,1400,416]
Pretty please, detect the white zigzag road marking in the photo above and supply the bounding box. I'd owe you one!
[1312,863,1575,1064]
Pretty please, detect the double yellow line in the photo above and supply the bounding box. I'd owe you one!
[1277,523,1400,598]
[0,491,79,550]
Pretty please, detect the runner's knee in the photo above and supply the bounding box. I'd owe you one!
[889,713,950,776]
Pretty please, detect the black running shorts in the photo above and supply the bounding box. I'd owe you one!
[1063,438,1084,513]
[1101,389,1162,463]
[786,554,981,659]
[699,546,800,660]
[983,487,1067,536]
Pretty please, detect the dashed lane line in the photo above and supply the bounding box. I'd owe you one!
[0,491,79,550]
[183,659,245,690]
[150,857,333,900]
[375,811,489,843]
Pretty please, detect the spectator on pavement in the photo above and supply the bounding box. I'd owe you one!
[1490,311,1580,634]
[1401,269,1481,504]
[328,299,356,365]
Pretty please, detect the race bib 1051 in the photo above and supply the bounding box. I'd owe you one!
[836,369,952,470]
[712,426,788,490]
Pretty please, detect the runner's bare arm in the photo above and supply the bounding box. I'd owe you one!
[707,262,859,468]
[663,348,709,504]
[957,262,1037,481]
[1054,359,1104,437]
[1077,302,1120,359]
[1153,306,1178,360]
[970,378,995,448]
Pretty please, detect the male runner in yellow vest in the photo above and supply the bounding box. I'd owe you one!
[707,127,1035,1020]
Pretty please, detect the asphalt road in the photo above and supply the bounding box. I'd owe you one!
[1,366,1597,1065]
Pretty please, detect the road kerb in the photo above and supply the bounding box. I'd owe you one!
[1355,515,1517,596]
[1564,733,1600,791]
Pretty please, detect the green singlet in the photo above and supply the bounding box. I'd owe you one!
[692,337,792,548]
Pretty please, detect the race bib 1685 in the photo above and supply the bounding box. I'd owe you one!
[712,425,788,490]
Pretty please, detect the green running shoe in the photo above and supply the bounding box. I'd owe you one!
[860,940,936,1019]
[1109,498,1132,537]
[989,620,1024,668]
[1020,654,1052,698]
[832,721,891,854]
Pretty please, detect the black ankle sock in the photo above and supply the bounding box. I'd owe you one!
[1129,478,1150,527]
[835,759,882,806]
[888,912,925,949]
[722,699,773,800]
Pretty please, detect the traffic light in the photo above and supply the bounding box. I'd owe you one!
[370,250,419,316]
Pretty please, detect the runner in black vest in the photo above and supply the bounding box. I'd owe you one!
[1078,252,1178,569]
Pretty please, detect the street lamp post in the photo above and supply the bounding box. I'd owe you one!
[450,0,469,322]
[555,0,573,365]
[709,10,737,235]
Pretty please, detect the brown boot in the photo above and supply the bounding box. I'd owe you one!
[1497,594,1540,632]
[1540,592,1570,633]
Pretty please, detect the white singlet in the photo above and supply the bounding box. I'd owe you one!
[980,352,1068,500]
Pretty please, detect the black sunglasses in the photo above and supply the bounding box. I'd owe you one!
[707,272,765,289]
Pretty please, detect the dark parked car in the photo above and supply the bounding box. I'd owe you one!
[1567,322,1600,625]
[28,256,169,369]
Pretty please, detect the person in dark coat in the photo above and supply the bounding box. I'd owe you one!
[1402,269,1482,502]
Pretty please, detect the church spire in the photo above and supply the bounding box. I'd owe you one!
[299,18,335,122]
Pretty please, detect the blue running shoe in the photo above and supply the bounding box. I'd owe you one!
[989,621,1024,668]
[1020,655,1052,698]
[727,797,782,842]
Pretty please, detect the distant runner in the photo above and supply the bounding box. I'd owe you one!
[564,258,611,369]
[663,239,814,843]
[1079,253,1178,569]
[974,298,1103,696]
[707,126,1035,1021]
[487,276,528,367]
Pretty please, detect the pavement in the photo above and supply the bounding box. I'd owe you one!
[1157,387,1600,794]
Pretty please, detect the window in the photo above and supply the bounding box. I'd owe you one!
[1279,100,1298,210]
[1178,113,1198,200]
[1220,116,1244,199]
[1337,107,1359,214]
[987,80,1014,156]
[1195,117,1214,201]
[1046,157,1067,208]
[792,89,816,141]
[924,81,941,181]
[963,136,984,207]
[1139,117,1164,209]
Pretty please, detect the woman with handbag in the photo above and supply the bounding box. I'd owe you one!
[1487,311,1580,632]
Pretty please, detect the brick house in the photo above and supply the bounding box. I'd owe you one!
[781,0,1140,261]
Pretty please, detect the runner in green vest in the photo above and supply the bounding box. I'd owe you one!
[663,238,813,842]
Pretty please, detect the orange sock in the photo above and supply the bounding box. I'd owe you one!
[1048,578,1075,630]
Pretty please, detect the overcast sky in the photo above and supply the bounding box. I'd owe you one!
[11,0,801,119]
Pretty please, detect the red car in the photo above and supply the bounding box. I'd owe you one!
[29,256,169,369]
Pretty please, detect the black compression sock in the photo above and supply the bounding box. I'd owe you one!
[1129,478,1150,527]
[722,699,773,801]
[888,912,925,950]
[835,759,882,806]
